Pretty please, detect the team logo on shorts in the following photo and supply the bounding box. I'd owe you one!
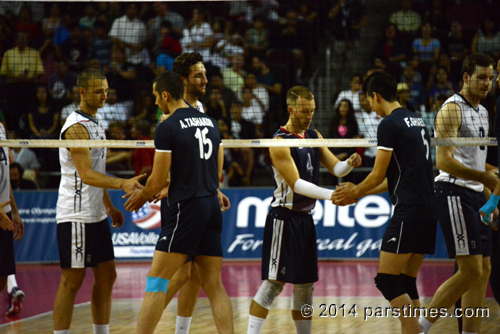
[131,202,161,230]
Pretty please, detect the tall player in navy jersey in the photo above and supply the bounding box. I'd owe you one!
[333,72,436,334]
[418,54,497,334]
[247,86,361,334]
[124,71,233,334]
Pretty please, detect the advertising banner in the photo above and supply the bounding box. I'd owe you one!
[13,189,447,263]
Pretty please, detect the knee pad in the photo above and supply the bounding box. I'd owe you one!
[374,273,405,301]
[399,274,419,300]
[253,280,284,309]
[291,283,314,311]
[145,276,169,293]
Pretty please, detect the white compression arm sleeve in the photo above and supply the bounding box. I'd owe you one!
[333,160,353,177]
[294,179,334,200]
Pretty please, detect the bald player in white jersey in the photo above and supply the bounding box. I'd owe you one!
[419,53,497,334]
[53,69,145,334]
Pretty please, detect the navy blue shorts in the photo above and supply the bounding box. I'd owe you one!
[157,194,223,257]
[261,207,318,284]
[57,219,115,268]
[0,212,15,277]
[380,218,437,254]
[435,182,492,258]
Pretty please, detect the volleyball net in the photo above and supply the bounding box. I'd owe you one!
[0,0,499,189]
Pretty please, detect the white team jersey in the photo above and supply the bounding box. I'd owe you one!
[0,124,10,213]
[435,94,488,192]
[56,111,107,223]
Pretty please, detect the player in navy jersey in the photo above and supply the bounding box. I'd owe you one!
[124,71,233,334]
[247,86,361,334]
[416,54,496,334]
[333,72,436,334]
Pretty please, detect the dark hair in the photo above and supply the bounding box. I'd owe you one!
[362,71,397,102]
[77,68,106,89]
[160,20,173,30]
[462,53,494,76]
[172,52,204,78]
[134,119,151,136]
[153,71,184,100]
[10,162,24,175]
[331,99,359,137]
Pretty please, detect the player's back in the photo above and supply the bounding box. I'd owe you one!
[155,106,221,204]
[378,108,434,221]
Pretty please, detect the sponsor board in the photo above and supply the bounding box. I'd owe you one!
[12,189,447,262]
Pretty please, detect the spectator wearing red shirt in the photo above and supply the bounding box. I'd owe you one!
[131,119,155,179]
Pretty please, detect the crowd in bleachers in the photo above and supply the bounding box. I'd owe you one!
[1,1,500,189]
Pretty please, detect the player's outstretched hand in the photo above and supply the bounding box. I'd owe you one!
[347,153,362,168]
[479,194,500,225]
[121,173,147,194]
[332,182,358,206]
[0,200,13,232]
[123,189,147,213]
[150,186,169,204]
[217,189,230,212]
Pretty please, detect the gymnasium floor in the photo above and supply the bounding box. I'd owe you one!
[1,261,499,333]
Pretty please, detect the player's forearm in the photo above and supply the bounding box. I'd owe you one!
[79,169,125,190]
[437,154,488,184]
[9,188,19,216]
[355,171,385,198]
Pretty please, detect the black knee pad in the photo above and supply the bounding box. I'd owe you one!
[399,274,419,300]
[374,273,406,301]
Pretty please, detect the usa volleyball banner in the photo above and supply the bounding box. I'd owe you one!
[12,189,448,262]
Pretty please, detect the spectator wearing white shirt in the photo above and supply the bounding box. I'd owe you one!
[184,8,213,61]
[333,73,363,112]
[99,88,132,131]
[238,73,269,113]
[355,92,381,167]
[60,86,80,124]
[150,3,186,44]
[109,3,149,65]
[241,86,264,134]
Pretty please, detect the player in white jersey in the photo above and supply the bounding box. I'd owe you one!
[53,69,145,334]
[419,54,497,334]
[0,123,25,316]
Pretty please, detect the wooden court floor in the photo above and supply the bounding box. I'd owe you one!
[1,261,499,334]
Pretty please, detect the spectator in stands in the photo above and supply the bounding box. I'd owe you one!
[150,3,185,44]
[28,85,59,139]
[79,3,96,30]
[356,93,381,168]
[106,47,136,102]
[153,20,182,59]
[204,72,237,112]
[227,102,255,186]
[41,3,61,38]
[48,59,77,112]
[252,56,282,97]
[106,121,132,172]
[401,64,427,113]
[88,20,113,71]
[130,120,155,180]
[0,31,44,131]
[53,12,72,47]
[214,33,245,69]
[427,67,457,106]
[297,2,318,26]
[245,16,269,58]
[334,74,363,112]
[396,82,415,112]
[10,130,41,182]
[448,0,485,39]
[471,16,500,61]
[389,0,422,39]
[109,3,149,66]
[60,23,88,73]
[329,0,367,45]
[222,54,246,94]
[131,90,156,123]
[412,22,440,65]
[329,99,359,181]
[14,5,41,47]
[184,8,213,61]
[239,73,269,114]
[10,163,37,191]
[205,87,228,123]
[444,21,471,84]
[241,86,265,136]
[99,88,131,131]
[373,23,408,79]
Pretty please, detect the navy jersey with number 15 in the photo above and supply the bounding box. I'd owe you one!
[377,108,435,221]
[155,107,221,204]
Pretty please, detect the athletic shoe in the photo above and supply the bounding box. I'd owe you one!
[5,287,25,316]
